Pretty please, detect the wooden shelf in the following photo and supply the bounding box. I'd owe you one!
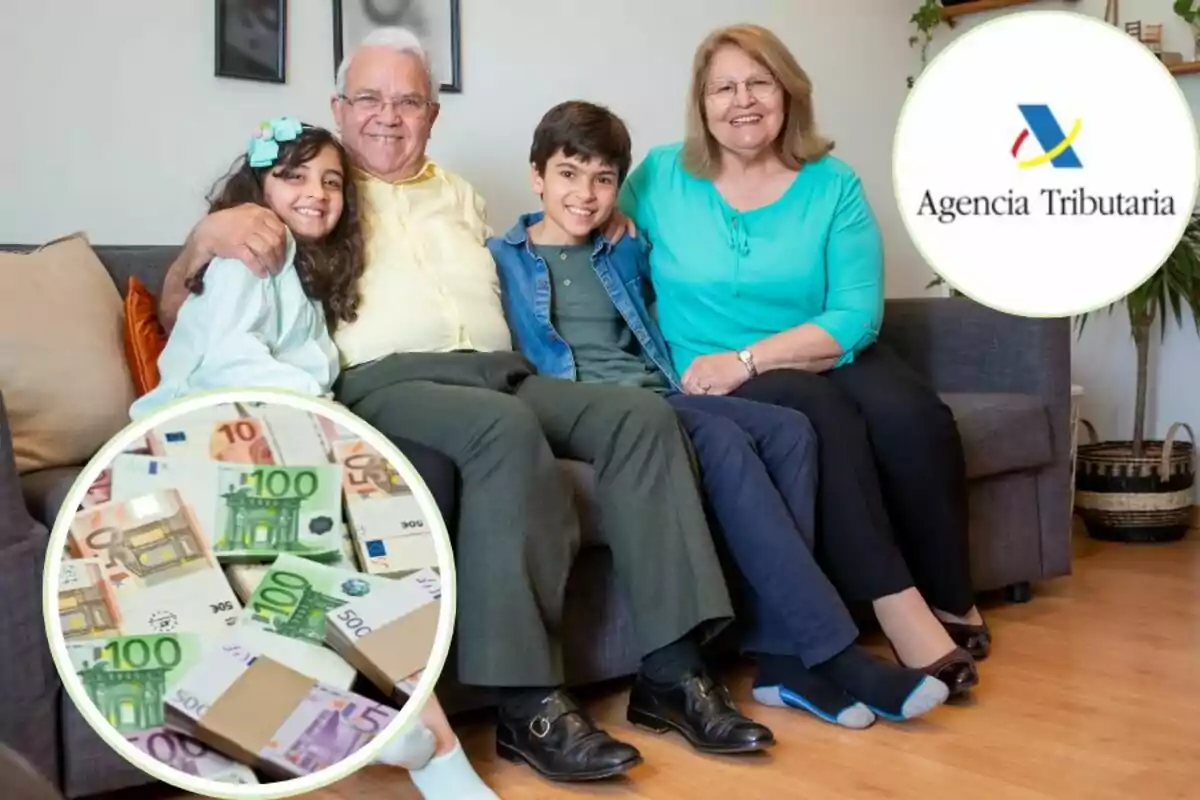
[1169,60,1200,75]
[940,0,1038,20]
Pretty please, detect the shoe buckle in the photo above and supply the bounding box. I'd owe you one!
[529,716,551,739]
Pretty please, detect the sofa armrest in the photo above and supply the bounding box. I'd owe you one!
[881,297,1074,582]
[880,297,1071,400]
[0,391,39,550]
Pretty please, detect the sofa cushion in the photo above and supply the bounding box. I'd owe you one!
[942,392,1053,479]
[0,234,135,474]
[122,276,167,396]
[20,466,83,530]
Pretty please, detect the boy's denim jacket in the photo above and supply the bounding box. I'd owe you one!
[486,211,683,392]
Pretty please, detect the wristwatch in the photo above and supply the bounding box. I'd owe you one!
[737,349,758,377]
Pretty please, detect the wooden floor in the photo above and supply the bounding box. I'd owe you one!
[189,524,1200,799]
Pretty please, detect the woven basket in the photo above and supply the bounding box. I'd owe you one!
[1074,421,1195,542]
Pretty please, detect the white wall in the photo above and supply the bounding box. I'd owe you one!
[5,1,1196,483]
[0,0,934,297]
[926,0,1200,495]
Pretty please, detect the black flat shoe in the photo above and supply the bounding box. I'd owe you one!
[496,689,643,782]
[916,647,979,700]
[627,670,775,754]
[941,618,991,661]
[889,644,979,700]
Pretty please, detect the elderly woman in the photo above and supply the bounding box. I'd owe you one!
[617,24,985,697]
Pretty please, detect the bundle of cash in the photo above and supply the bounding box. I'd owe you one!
[333,438,437,575]
[325,568,442,699]
[68,490,242,636]
[232,554,407,690]
[63,629,258,785]
[164,639,397,779]
[109,454,344,561]
[57,402,444,784]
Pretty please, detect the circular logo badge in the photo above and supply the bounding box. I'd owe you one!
[894,10,1199,317]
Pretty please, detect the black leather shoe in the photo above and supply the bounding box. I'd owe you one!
[496,690,643,782]
[627,671,775,754]
[941,618,991,661]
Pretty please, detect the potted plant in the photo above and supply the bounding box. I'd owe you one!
[1073,211,1200,542]
[908,1,956,88]
[1173,0,1200,59]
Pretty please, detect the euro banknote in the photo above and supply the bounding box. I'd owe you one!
[109,455,344,561]
[332,438,438,575]
[325,568,442,698]
[149,403,277,465]
[69,490,242,636]
[163,639,396,778]
[127,726,259,785]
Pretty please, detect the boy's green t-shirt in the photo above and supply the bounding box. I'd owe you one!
[532,242,669,394]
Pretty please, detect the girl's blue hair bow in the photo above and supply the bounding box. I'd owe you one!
[247,116,305,168]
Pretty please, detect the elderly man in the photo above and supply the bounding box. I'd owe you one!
[158,27,773,783]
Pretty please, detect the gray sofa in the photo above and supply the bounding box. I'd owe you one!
[1,244,1073,797]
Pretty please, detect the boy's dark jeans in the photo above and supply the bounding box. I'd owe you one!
[666,393,861,667]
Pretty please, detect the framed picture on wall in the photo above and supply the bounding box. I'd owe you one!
[215,0,288,84]
[332,0,462,93]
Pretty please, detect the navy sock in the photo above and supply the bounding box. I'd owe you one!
[811,645,948,721]
[751,654,874,729]
[639,636,705,683]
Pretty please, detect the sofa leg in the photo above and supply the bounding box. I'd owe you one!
[1004,581,1033,604]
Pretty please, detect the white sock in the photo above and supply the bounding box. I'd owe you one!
[410,738,499,800]
[374,722,438,770]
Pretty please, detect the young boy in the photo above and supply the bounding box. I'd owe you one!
[486,101,950,729]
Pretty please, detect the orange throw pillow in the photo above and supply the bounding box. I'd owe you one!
[123,277,167,396]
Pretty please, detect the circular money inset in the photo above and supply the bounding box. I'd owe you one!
[43,390,457,799]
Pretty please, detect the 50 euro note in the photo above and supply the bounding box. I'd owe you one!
[164,638,397,779]
[58,558,123,641]
[68,490,242,636]
[333,439,438,575]
[325,568,442,699]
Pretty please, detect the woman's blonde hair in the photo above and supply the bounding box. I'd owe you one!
[683,24,834,178]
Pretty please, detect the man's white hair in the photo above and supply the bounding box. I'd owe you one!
[335,26,439,101]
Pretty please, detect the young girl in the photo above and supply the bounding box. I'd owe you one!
[129,118,497,800]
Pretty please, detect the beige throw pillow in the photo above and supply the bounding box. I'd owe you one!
[0,233,135,474]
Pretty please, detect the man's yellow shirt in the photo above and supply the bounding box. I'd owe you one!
[333,159,513,369]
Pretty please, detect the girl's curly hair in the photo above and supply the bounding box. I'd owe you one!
[195,124,364,328]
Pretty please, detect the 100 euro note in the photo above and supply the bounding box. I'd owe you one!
[213,462,344,559]
[325,568,442,698]
[225,521,360,605]
[69,490,242,636]
[110,454,344,561]
[64,633,260,785]
[333,439,438,575]
[164,638,396,779]
[232,554,405,689]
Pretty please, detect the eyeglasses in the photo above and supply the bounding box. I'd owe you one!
[705,76,779,102]
[339,93,434,117]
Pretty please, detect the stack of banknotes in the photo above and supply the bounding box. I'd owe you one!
[57,402,444,784]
